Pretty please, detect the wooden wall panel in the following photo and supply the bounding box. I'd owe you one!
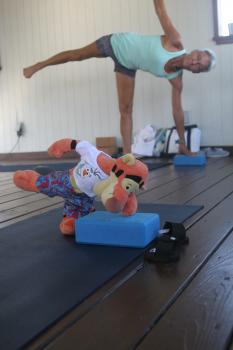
[0,0,232,153]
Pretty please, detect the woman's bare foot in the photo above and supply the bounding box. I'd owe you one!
[23,65,38,79]
[178,144,195,156]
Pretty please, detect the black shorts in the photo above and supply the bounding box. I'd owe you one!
[96,34,136,78]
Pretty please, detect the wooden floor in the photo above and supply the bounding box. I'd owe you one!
[1,156,233,350]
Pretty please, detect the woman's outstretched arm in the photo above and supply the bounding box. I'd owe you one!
[153,0,183,49]
[169,76,192,155]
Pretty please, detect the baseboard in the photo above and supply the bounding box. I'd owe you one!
[0,151,79,161]
[0,146,232,162]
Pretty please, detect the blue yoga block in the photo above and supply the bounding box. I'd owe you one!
[75,211,160,248]
[174,151,206,166]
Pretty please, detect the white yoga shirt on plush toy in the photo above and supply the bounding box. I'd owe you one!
[72,141,109,197]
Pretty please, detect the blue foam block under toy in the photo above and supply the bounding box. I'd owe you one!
[174,151,206,166]
[75,211,160,248]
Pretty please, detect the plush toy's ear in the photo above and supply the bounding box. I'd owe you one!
[115,154,149,190]
[121,153,136,166]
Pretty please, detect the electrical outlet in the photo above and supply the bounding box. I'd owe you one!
[16,122,25,137]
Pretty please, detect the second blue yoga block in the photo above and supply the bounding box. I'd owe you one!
[75,211,160,248]
[174,151,206,166]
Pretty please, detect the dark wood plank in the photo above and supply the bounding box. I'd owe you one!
[142,156,232,193]
[0,172,13,180]
[26,258,144,350]
[0,193,48,212]
[137,231,233,350]
[0,191,35,205]
[0,182,16,191]
[139,158,233,203]
[0,159,215,226]
[0,187,28,197]
[23,157,233,349]
[0,179,13,186]
[0,196,62,224]
[39,184,233,350]
[0,203,63,229]
[0,157,232,350]
[184,173,233,226]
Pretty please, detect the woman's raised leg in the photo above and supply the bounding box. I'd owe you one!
[23,41,103,78]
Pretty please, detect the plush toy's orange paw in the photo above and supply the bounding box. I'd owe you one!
[13,170,39,192]
[122,193,137,216]
[48,138,72,158]
[60,216,75,236]
[105,197,123,213]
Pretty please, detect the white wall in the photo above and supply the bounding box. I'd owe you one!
[0,0,232,153]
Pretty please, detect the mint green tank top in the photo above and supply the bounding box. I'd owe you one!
[110,33,186,80]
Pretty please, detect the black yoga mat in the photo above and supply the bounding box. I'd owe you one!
[0,158,171,173]
[0,202,203,350]
[141,158,172,171]
[0,162,77,172]
[95,201,203,225]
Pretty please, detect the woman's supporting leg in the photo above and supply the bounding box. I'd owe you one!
[115,72,135,154]
[23,42,103,78]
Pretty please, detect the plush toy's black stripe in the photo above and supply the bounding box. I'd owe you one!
[125,174,142,184]
[112,164,117,173]
[116,169,124,177]
[71,140,77,150]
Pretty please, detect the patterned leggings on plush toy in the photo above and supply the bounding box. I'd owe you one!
[36,170,94,218]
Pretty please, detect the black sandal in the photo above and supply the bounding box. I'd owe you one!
[144,235,180,263]
[162,222,189,245]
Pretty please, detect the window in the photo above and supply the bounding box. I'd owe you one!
[213,0,233,44]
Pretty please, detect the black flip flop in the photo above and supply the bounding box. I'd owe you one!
[162,221,189,245]
[144,235,180,263]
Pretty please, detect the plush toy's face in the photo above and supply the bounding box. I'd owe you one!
[96,173,137,213]
[94,154,149,214]
[121,178,140,194]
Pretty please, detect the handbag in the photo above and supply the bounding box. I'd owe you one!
[164,124,201,154]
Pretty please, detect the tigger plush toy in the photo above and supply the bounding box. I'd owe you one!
[13,139,149,235]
